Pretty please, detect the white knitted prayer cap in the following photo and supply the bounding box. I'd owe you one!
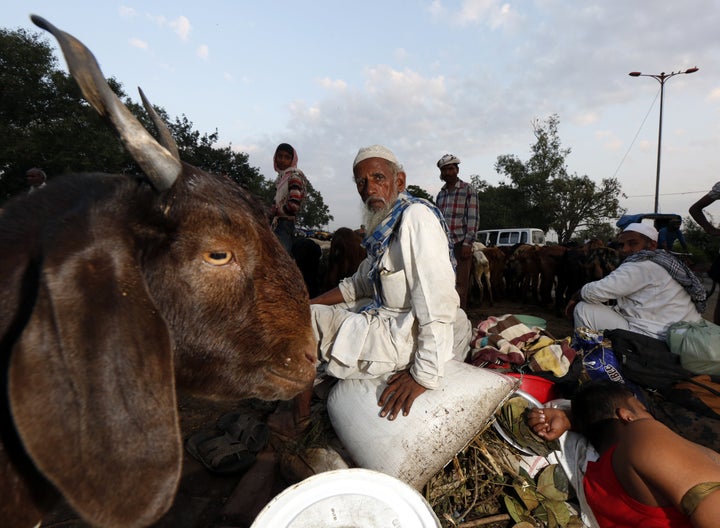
[353,145,402,169]
[623,222,658,242]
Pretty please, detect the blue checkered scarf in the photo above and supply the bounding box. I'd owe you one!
[360,191,455,312]
[624,249,706,313]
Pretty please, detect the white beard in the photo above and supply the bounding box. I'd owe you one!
[362,186,399,234]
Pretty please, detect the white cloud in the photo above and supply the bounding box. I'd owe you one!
[129,38,148,50]
[574,112,600,126]
[319,77,347,92]
[363,65,446,100]
[452,0,520,29]
[170,16,191,40]
[458,0,496,23]
[708,88,720,101]
[119,5,136,17]
[196,44,209,60]
[234,143,261,155]
[596,131,622,150]
[427,0,444,17]
[146,14,167,26]
[145,13,191,40]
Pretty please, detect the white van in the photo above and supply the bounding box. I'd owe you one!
[476,228,546,247]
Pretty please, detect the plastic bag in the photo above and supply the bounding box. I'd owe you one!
[668,319,720,375]
[573,328,625,385]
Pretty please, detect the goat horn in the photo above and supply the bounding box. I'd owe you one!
[31,15,181,191]
[138,87,180,162]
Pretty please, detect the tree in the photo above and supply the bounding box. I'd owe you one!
[471,176,524,230]
[0,27,130,200]
[573,222,618,244]
[297,180,333,228]
[486,114,624,242]
[547,174,624,243]
[406,184,434,202]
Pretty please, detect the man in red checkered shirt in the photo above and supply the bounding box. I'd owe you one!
[435,154,479,311]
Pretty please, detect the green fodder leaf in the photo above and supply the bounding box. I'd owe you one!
[512,479,540,512]
[545,499,572,528]
[537,464,569,502]
[504,495,532,524]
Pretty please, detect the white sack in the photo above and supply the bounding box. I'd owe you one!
[328,360,517,490]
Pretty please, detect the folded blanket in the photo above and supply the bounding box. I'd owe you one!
[469,314,576,377]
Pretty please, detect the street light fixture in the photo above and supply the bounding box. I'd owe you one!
[628,67,699,213]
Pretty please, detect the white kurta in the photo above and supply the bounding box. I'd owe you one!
[311,203,471,389]
[575,259,703,340]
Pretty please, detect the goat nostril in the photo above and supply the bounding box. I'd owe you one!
[305,351,317,365]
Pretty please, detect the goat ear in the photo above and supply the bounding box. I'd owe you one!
[8,236,182,527]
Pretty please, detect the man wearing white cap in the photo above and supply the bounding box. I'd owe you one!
[435,154,479,311]
[566,223,705,340]
[274,145,471,432]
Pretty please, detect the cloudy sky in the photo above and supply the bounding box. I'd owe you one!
[7,1,720,230]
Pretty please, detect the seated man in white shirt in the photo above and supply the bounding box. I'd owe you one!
[565,223,705,341]
[271,145,471,437]
[311,145,471,418]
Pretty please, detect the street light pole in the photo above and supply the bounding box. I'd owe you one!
[629,67,699,213]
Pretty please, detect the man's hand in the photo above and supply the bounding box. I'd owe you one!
[378,370,426,420]
[526,407,572,441]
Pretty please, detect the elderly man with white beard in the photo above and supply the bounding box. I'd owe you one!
[270,145,472,436]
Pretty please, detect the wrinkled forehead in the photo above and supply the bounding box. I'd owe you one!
[353,157,394,177]
[618,231,646,244]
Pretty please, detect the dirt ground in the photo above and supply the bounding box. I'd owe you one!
[40,287,718,527]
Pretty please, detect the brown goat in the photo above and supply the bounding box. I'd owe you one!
[470,242,493,306]
[322,227,366,292]
[0,16,316,528]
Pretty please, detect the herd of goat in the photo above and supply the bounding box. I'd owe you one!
[469,239,621,313]
[307,234,620,315]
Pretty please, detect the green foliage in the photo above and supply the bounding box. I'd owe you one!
[548,174,623,243]
[406,184,435,202]
[505,465,582,528]
[0,25,332,228]
[471,176,525,230]
[0,27,130,199]
[297,180,333,228]
[573,222,618,244]
[477,115,625,242]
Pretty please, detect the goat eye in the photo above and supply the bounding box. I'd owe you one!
[202,251,233,265]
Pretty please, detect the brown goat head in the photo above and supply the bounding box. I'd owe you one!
[0,16,316,528]
[323,227,366,292]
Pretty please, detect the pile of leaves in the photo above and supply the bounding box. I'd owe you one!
[424,397,584,528]
[290,388,586,528]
